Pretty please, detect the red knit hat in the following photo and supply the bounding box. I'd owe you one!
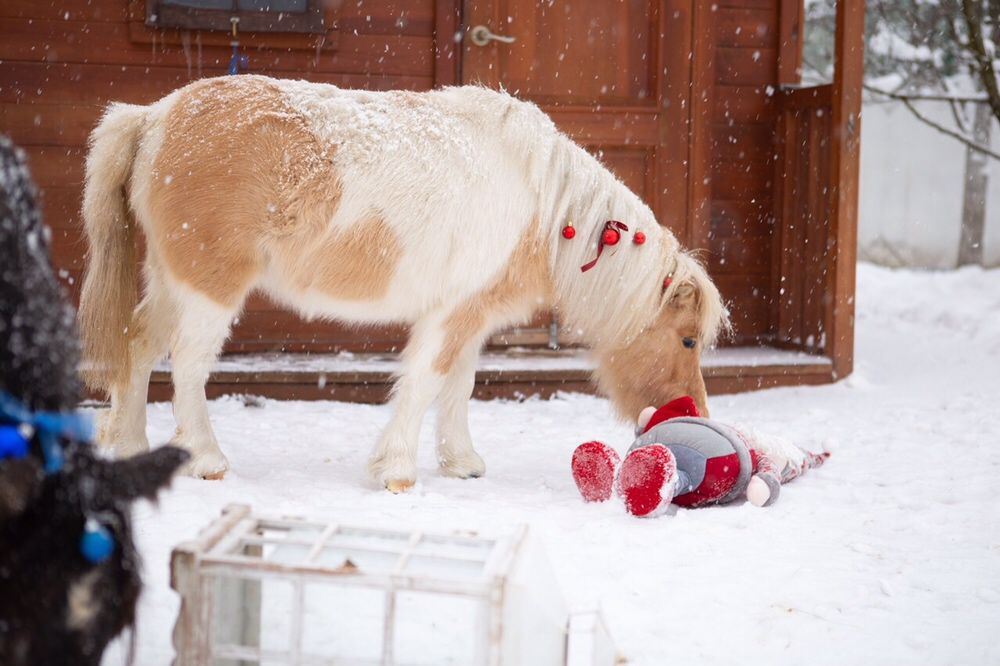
[641,395,700,434]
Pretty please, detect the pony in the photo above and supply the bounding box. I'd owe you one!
[79,75,726,492]
[0,135,188,665]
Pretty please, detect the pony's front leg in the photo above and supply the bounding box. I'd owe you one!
[435,342,486,479]
[368,313,452,492]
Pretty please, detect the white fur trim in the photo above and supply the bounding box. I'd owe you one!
[736,424,807,470]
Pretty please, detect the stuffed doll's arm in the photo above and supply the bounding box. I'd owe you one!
[747,450,782,507]
[745,436,830,507]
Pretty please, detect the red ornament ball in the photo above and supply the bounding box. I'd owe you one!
[633,231,646,245]
[562,225,576,239]
[602,228,621,246]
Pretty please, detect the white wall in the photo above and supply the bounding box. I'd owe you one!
[858,100,1000,268]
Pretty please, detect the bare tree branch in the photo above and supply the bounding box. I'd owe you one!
[903,99,1000,159]
[865,84,1000,160]
[865,90,991,103]
[948,99,971,134]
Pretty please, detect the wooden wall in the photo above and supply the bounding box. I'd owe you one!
[0,0,437,353]
[0,0,814,354]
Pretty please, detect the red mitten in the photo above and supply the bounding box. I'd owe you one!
[571,441,621,502]
[616,445,678,518]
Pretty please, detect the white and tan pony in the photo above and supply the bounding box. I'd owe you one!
[80,75,726,491]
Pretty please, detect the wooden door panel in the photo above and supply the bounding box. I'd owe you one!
[547,108,658,143]
[472,0,656,105]
[588,146,652,207]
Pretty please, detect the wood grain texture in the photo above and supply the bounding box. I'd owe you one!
[716,7,776,48]
[826,0,863,378]
[714,85,778,125]
[433,0,461,86]
[688,0,717,254]
[0,19,432,76]
[658,0,693,239]
[778,0,805,84]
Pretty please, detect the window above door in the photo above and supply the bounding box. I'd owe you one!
[145,0,327,34]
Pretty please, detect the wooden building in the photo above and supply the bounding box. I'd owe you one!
[0,0,863,402]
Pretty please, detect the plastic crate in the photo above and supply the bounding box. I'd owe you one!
[171,504,619,666]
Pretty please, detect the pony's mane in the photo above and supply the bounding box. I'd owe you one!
[522,125,728,349]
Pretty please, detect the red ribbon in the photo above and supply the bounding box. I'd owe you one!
[580,220,629,272]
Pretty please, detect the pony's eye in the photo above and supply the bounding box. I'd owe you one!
[682,337,697,349]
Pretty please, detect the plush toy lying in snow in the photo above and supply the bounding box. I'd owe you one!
[571,396,829,517]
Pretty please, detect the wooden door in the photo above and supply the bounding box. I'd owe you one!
[462,1,690,233]
[461,0,694,345]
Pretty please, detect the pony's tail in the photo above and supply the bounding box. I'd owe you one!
[79,103,146,394]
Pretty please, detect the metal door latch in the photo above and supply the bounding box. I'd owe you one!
[469,25,516,47]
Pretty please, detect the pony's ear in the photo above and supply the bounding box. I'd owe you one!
[108,446,189,502]
[660,277,698,312]
[667,280,698,309]
[660,251,729,347]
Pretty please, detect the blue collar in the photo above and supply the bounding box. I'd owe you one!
[0,391,93,474]
[0,391,112,562]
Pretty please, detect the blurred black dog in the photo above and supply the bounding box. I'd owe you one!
[0,135,188,665]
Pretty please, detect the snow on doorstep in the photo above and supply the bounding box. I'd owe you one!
[152,346,830,376]
[103,263,1000,666]
[699,346,829,368]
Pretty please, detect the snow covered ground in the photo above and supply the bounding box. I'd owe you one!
[102,263,1000,666]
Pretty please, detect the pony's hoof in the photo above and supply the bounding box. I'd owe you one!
[385,479,415,494]
[368,452,417,492]
[438,450,486,479]
[180,447,229,479]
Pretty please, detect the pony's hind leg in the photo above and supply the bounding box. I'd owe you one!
[435,341,486,479]
[168,290,241,479]
[97,267,176,458]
